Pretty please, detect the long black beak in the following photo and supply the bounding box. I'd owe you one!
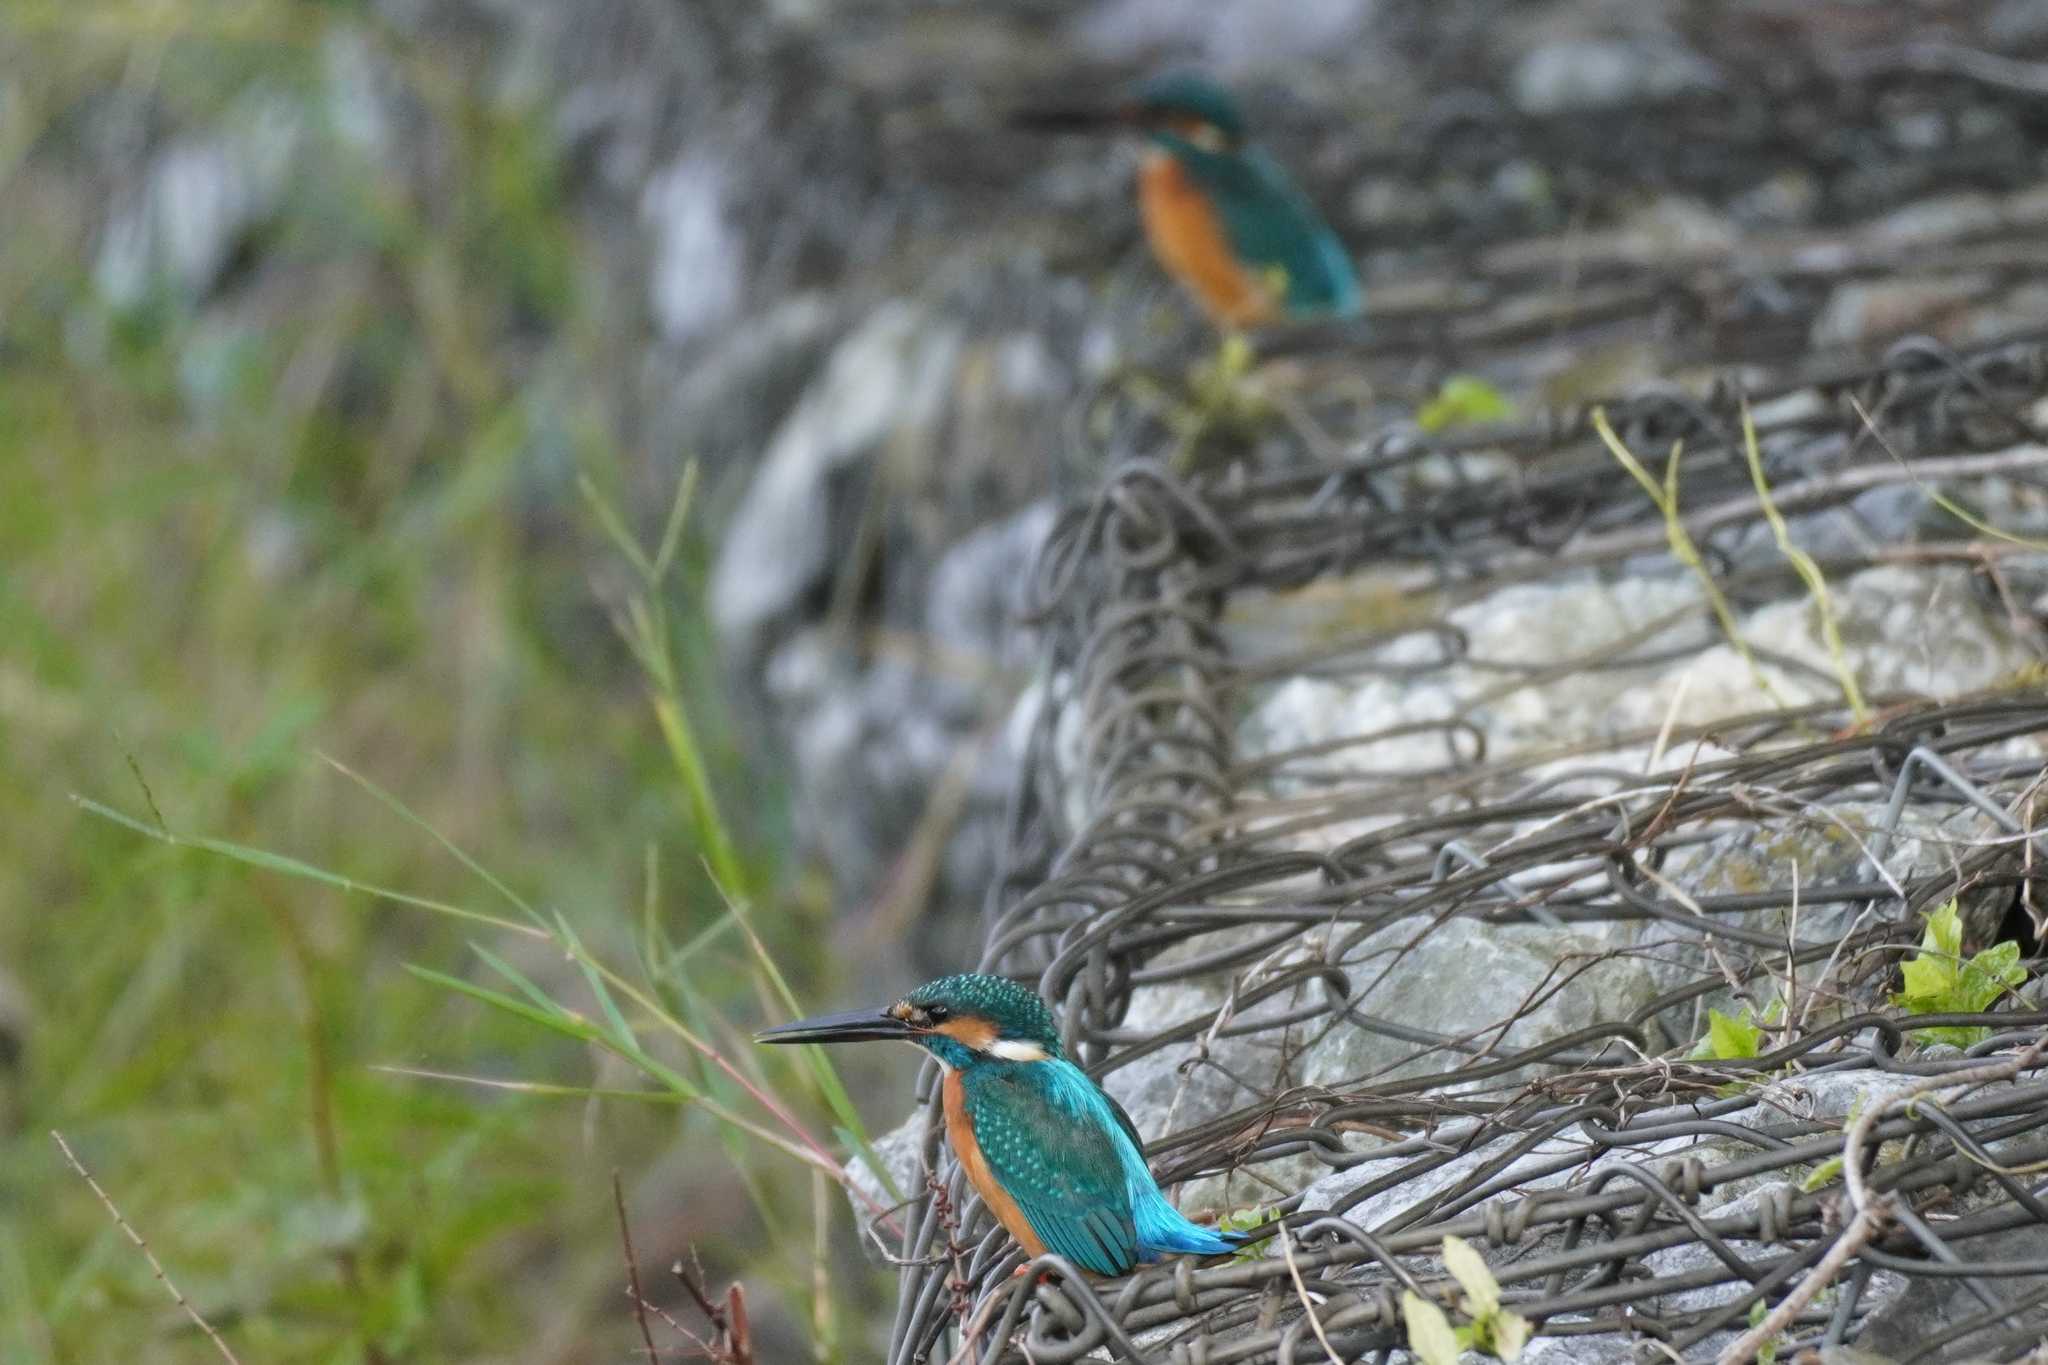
[1009,102,1140,135]
[755,1007,917,1046]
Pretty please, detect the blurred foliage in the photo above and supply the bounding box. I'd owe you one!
[1414,375,1511,433]
[0,5,890,1362]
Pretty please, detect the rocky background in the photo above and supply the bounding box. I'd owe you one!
[6,0,2048,1360]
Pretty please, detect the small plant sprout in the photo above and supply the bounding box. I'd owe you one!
[1417,375,1512,433]
[1746,1299,1781,1364]
[1689,1000,1786,1096]
[1893,899,2027,1048]
[1801,1155,1845,1193]
[1402,1292,1461,1365]
[1402,1235,1531,1363]
[1689,1004,1768,1062]
[1215,1205,1273,1261]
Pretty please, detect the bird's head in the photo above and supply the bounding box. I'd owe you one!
[1128,71,1245,153]
[756,972,1062,1071]
[1009,70,1244,154]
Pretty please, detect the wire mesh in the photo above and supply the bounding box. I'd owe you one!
[876,322,2048,1364]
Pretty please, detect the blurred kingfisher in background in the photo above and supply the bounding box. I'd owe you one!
[758,972,1245,1276]
[1020,71,1360,331]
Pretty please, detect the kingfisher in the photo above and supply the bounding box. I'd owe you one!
[1021,72,1360,331]
[757,972,1245,1276]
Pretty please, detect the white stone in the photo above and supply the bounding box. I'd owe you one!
[641,151,744,343]
[711,301,964,645]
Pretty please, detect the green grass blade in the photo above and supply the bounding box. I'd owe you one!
[650,461,699,581]
[652,695,747,898]
[74,796,545,938]
[319,753,546,929]
[551,910,637,1049]
[372,1066,689,1104]
[1738,401,1868,722]
[575,472,654,581]
[1591,408,1789,713]
[469,943,570,1018]
[404,964,603,1042]
[723,890,898,1200]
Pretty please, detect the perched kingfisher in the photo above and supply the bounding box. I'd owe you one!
[757,973,1245,1276]
[1021,72,1360,330]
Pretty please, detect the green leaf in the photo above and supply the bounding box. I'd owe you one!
[1893,899,2029,1048]
[1692,1006,1763,1061]
[1802,1156,1844,1192]
[552,909,637,1049]
[1928,899,1963,958]
[1749,1299,1778,1364]
[1402,1292,1460,1365]
[1215,1206,1271,1261]
[405,964,602,1042]
[1443,1235,1500,1318]
[1967,939,2026,991]
[469,942,568,1018]
[1492,1309,1530,1362]
[1417,375,1513,432]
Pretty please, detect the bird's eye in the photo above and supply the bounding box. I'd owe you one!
[923,1005,949,1024]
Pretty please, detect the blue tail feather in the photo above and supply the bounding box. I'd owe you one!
[1132,1191,1245,1260]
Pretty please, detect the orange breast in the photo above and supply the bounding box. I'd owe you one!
[1138,152,1276,328]
[942,1070,1045,1259]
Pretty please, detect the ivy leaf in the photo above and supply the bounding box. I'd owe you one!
[1896,901,1963,1005]
[1402,1291,1460,1365]
[1747,1299,1779,1364]
[1443,1235,1500,1318]
[1894,900,2030,1048]
[1691,1006,1763,1061]
[1492,1309,1531,1362]
[1215,1205,1271,1261]
[1964,939,2027,995]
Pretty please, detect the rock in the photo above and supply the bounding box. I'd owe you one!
[1988,0,2048,49]
[1855,1222,2048,1359]
[1075,561,2048,1216]
[641,150,745,344]
[1728,170,1822,229]
[1234,574,1708,783]
[1809,276,1995,348]
[651,292,840,462]
[1640,565,2036,723]
[1623,195,1740,257]
[1868,193,2004,250]
[761,503,1052,968]
[320,27,401,157]
[846,1110,931,1222]
[1510,39,1719,116]
[710,301,965,651]
[1287,1068,1961,1360]
[1073,0,1378,76]
[924,503,1057,685]
[1519,1333,1647,1364]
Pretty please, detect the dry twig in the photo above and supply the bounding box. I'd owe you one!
[51,1130,242,1365]
[614,1170,661,1363]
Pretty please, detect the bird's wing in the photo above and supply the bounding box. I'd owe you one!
[1175,144,1359,316]
[963,1063,1139,1276]
[1103,1089,1148,1158]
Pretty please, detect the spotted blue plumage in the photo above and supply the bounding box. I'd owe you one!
[962,1057,1241,1274]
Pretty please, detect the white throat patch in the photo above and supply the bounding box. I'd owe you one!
[986,1038,1050,1062]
